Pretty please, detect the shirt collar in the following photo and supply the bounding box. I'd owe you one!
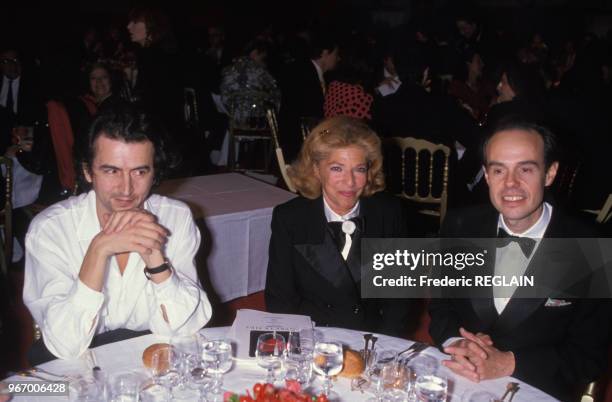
[323,195,360,222]
[311,60,325,84]
[498,202,552,238]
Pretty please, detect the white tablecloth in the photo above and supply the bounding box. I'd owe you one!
[5,326,559,401]
[154,173,296,302]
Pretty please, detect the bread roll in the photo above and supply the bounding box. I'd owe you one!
[142,343,171,370]
[338,348,365,378]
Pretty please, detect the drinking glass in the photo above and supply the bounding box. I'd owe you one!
[110,372,140,402]
[256,332,286,383]
[148,346,178,388]
[366,350,396,402]
[140,382,171,402]
[170,334,199,387]
[201,338,233,402]
[284,330,314,386]
[312,340,344,399]
[415,375,447,402]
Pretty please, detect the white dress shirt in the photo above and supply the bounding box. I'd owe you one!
[443,202,552,347]
[0,75,19,113]
[24,191,213,360]
[494,202,552,313]
[323,196,360,259]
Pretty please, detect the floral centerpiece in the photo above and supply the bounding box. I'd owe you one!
[224,380,329,402]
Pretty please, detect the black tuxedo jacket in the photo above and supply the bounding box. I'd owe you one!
[265,192,417,336]
[430,205,610,401]
[0,74,42,123]
[278,59,325,161]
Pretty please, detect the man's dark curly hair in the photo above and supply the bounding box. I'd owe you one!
[78,105,170,190]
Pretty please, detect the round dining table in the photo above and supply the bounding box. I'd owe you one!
[4,326,559,401]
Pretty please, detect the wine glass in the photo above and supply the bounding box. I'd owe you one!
[406,354,439,400]
[200,338,233,402]
[312,340,344,399]
[170,334,199,387]
[256,332,286,384]
[284,330,314,386]
[415,374,447,402]
[366,350,396,402]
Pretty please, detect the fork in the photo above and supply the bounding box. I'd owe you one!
[30,367,73,380]
[398,342,429,360]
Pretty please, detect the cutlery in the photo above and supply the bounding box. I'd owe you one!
[397,342,428,360]
[499,382,517,401]
[508,383,520,402]
[17,371,62,382]
[29,367,72,380]
[363,333,372,363]
[370,336,378,357]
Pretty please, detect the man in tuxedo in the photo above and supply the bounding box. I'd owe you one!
[0,48,41,133]
[278,32,340,161]
[429,119,610,400]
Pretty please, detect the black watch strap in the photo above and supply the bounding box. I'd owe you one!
[144,260,172,279]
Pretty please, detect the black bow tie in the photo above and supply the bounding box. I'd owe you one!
[496,228,537,258]
[327,217,363,253]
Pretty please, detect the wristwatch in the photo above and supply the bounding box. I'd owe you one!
[144,260,172,279]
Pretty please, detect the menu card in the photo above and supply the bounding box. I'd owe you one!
[228,309,312,359]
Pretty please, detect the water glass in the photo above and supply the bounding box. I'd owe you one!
[140,382,171,402]
[110,372,140,402]
[171,334,200,387]
[415,375,447,402]
[256,332,286,383]
[312,341,344,399]
[283,350,313,386]
[201,338,233,402]
[366,350,396,402]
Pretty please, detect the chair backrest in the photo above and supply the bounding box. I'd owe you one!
[550,158,581,204]
[267,109,297,193]
[0,156,13,275]
[184,87,200,130]
[46,100,76,192]
[387,137,451,223]
[597,194,612,224]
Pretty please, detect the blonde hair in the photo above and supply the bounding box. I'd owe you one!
[288,116,385,199]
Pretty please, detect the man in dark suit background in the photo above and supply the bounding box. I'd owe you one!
[429,119,610,400]
[0,48,42,137]
[278,31,340,161]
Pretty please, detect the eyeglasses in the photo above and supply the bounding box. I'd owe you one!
[1,58,19,65]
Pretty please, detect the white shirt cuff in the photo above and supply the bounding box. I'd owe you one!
[442,337,464,348]
[72,279,105,312]
[151,270,180,300]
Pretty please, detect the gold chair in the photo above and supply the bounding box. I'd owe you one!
[387,137,451,224]
[227,116,274,173]
[183,87,200,132]
[584,194,612,224]
[0,156,13,277]
[266,109,297,193]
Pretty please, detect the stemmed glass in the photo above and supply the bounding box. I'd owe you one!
[170,334,201,400]
[312,340,344,399]
[414,374,447,402]
[366,350,396,402]
[256,332,286,384]
[284,330,314,386]
[200,338,233,402]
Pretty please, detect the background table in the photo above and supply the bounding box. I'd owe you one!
[5,326,559,402]
[154,173,296,303]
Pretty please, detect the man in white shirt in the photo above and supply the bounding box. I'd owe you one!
[24,107,212,362]
[430,119,609,400]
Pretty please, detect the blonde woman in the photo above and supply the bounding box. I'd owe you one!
[265,116,415,335]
